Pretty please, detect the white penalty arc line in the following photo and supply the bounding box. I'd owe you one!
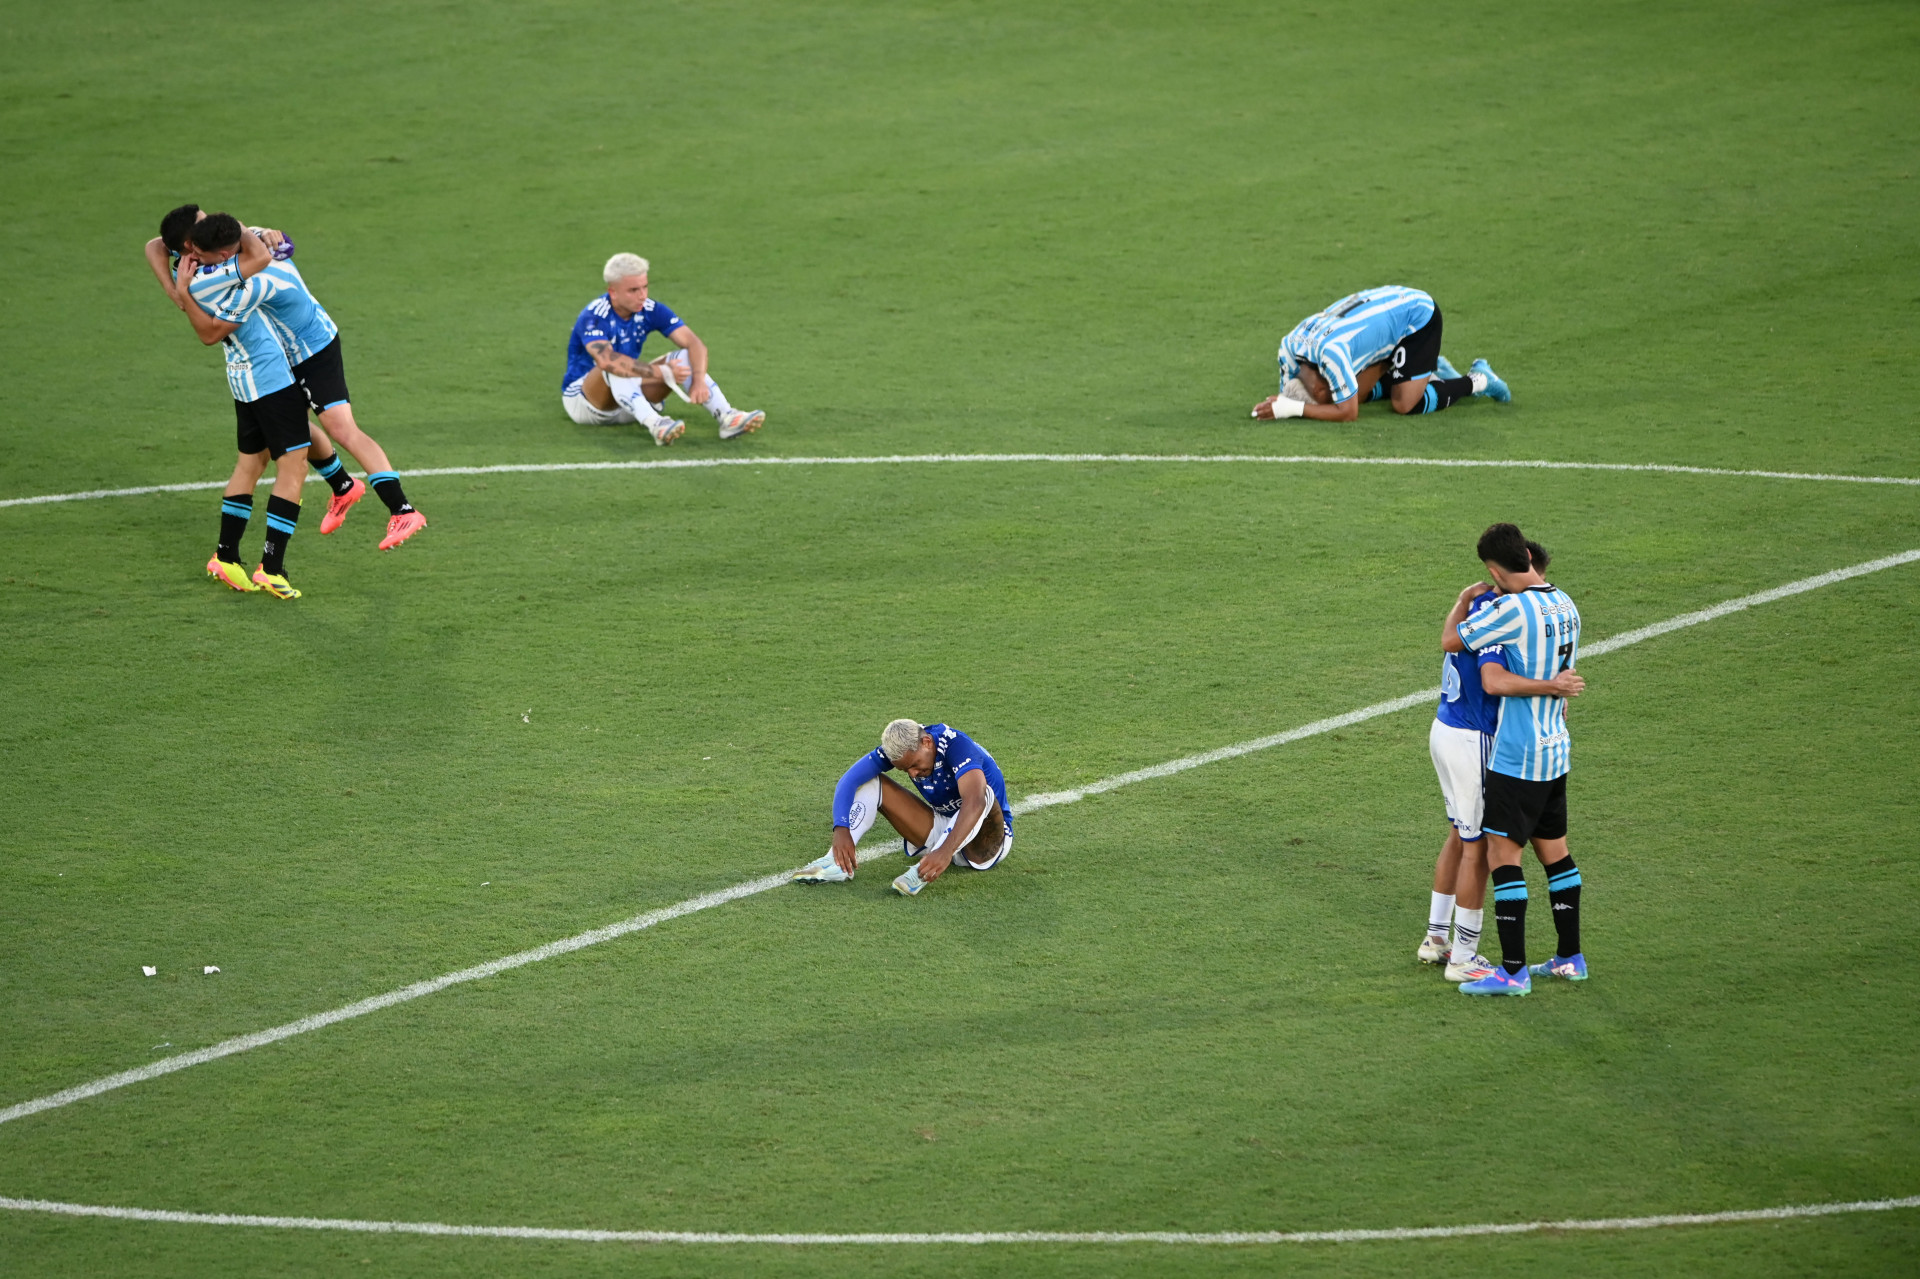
[2,451,1919,509]
[0,1192,1915,1247]
[2,547,1915,1132]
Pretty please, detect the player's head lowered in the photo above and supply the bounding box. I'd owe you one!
[159,204,203,254]
[881,718,936,778]
[184,213,245,261]
[1476,522,1541,590]
[1526,539,1551,572]
[602,252,650,314]
[1295,362,1334,404]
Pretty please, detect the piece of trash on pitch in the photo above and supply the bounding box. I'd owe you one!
[203,966,221,975]
[142,966,157,976]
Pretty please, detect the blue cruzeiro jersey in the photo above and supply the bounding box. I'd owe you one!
[1278,285,1435,404]
[1457,584,1582,781]
[186,259,294,402]
[195,255,340,367]
[832,723,1014,834]
[562,295,684,388]
[1436,592,1510,737]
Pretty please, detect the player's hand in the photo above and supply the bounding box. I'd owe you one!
[688,376,710,405]
[830,827,859,876]
[917,847,954,881]
[1459,581,1491,606]
[1549,670,1586,697]
[1251,395,1278,420]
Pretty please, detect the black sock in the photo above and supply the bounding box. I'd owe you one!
[367,470,413,515]
[217,493,253,564]
[260,496,301,575]
[1406,377,1475,414]
[1491,864,1529,974]
[1544,855,1583,958]
[313,450,356,497]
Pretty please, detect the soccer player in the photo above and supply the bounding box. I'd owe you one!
[148,205,426,550]
[1444,523,1589,996]
[793,719,1014,897]
[170,216,312,598]
[1418,538,1551,983]
[1421,584,1509,983]
[1250,285,1510,422]
[561,253,765,445]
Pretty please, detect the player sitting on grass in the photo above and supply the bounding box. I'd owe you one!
[794,719,1014,897]
[149,204,426,551]
[1444,523,1589,996]
[1251,285,1509,422]
[561,253,765,445]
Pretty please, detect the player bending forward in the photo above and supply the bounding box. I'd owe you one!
[1252,285,1509,422]
[1445,523,1590,996]
[794,719,1014,897]
[561,253,764,445]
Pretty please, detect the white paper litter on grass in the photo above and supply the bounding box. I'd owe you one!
[203,966,220,975]
[141,966,156,976]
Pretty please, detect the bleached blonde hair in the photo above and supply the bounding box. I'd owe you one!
[880,718,926,762]
[603,252,649,283]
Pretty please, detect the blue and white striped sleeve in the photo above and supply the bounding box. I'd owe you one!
[1320,341,1358,403]
[190,263,272,323]
[1458,598,1522,651]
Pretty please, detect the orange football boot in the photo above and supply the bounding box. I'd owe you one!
[320,477,366,534]
[379,510,427,550]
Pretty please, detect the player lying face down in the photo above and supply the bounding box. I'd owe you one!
[793,719,1015,897]
[1251,285,1510,422]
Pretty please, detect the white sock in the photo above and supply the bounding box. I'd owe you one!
[1470,371,1489,394]
[1428,891,1455,939]
[699,376,734,421]
[1450,908,1484,965]
[605,374,671,428]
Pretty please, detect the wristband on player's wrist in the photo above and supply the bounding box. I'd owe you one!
[1271,396,1305,419]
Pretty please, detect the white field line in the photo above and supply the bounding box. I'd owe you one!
[3,451,1919,509]
[1,547,1915,1132]
[0,1192,1915,1246]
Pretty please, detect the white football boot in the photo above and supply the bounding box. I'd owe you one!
[649,417,686,446]
[792,852,853,884]
[891,863,928,896]
[718,408,766,440]
[1445,953,1499,983]
[1417,934,1451,965]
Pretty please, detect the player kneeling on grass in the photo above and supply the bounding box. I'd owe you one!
[561,253,765,445]
[1251,285,1509,423]
[794,719,1014,897]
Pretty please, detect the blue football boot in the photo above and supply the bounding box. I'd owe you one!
[1470,358,1511,403]
[1434,354,1462,381]
[1529,953,1588,981]
[1459,964,1531,996]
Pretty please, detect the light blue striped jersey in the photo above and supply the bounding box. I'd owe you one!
[1456,584,1581,780]
[1278,286,1436,404]
[185,260,295,402]
[196,257,339,367]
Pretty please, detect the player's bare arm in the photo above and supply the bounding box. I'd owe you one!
[1441,582,1491,653]
[915,770,991,883]
[144,238,190,310]
[173,255,239,346]
[1482,666,1586,699]
[1252,361,1391,421]
[666,326,711,405]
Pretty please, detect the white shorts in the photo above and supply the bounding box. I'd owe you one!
[562,378,633,425]
[843,777,1013,871]
[562,374,666,426]
[1429,718,1493,842]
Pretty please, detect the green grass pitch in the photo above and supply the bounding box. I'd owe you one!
[3,1,1918,1274]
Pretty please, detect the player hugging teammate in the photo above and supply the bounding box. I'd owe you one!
[1431,523,1591,997]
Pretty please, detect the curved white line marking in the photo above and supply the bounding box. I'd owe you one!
[2,451,1916,509]
[4,547,1914,1130]
[1,1192,1915,1246]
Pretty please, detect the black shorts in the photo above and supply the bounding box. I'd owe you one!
[291,335,351,415]
[1383,306,1444,384]
[235,382,314,459]
[1481,769,1568,844]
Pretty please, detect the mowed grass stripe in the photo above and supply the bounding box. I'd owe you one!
[5,546,1912,1131]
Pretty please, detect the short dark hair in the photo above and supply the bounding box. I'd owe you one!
[187,212,242,252]
[1526,539,1551,571]
[1476,523,1532,574]
[159,204,201,254]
